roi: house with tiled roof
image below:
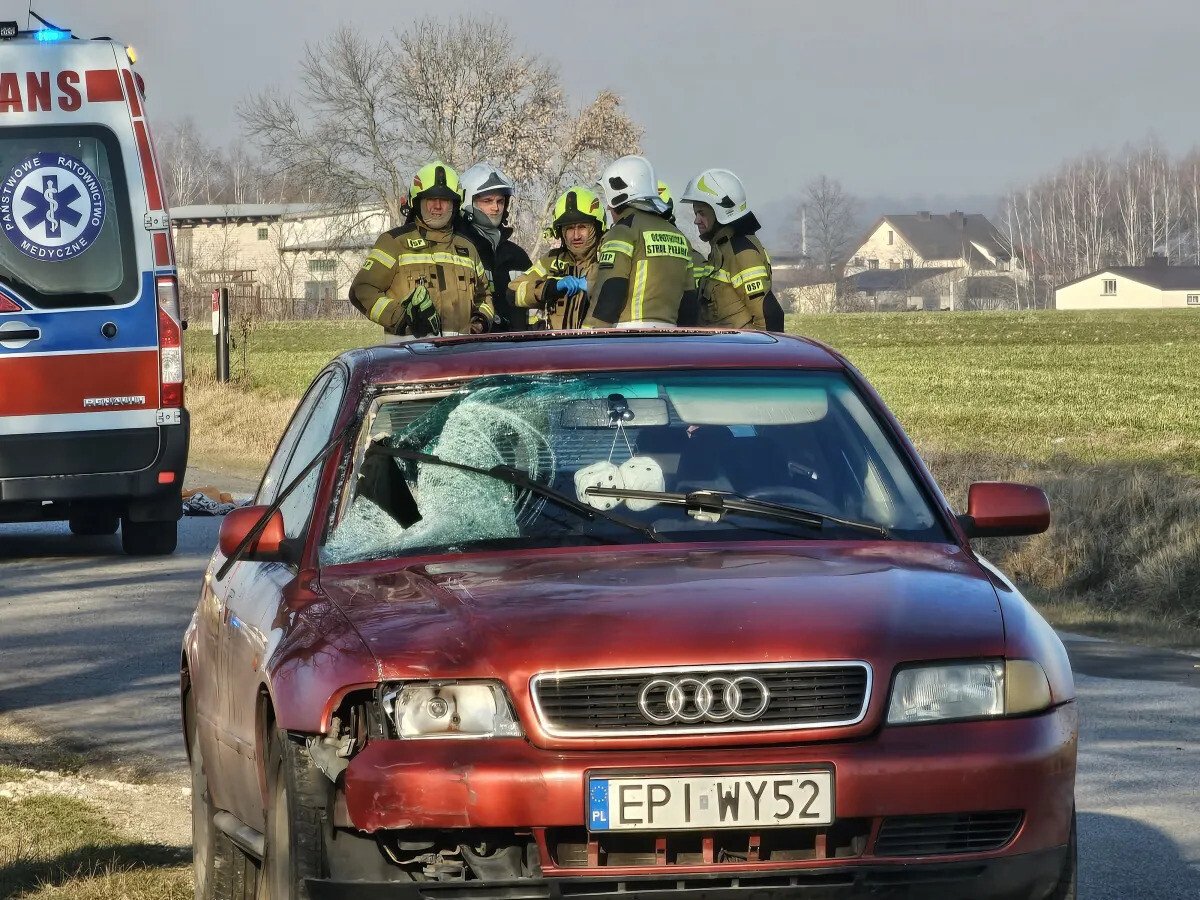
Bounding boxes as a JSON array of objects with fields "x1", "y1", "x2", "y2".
[{"x1": 844, "y1": 211, "x2": 1015, "y2": 275}]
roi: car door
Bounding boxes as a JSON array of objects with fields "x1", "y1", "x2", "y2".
[{"x1": 211, "y1": 367, "x2": 346, "y2": 824}]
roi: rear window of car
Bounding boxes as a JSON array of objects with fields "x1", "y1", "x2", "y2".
[
  {"x1": 0, "y1": 124, "x2": 137, "y2": 308},
  {"x1": 322, "y1": 369, "x2": 950, "y2": 564}
]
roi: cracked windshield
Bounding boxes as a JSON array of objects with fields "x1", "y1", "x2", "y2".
[{"x1": 323, "y1": 370, "x2": 943, "y2": 563}]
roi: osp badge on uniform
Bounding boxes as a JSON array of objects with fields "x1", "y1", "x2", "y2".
[{"x1": 0, "y1": 152, "x2": 106, "y2": 261}]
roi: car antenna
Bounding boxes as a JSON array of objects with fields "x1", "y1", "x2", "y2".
[
  {"x1": 215, "y1": 418, "x2": 359, "y2": 581},
  {"x1": 28, "y1": 8, "x2": 78, "y2": 37}
]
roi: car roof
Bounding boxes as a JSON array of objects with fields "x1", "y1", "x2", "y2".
[{"x1": 343, "y1": 330, "x2": 847, "y2": 389}]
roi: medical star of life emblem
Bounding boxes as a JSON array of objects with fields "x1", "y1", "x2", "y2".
[{"x1": 0, "y1": 153, "x2": 106, "y2": 261}]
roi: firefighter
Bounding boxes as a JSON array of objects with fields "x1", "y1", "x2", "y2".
[
  {"x1": 350, "y1": 161, "x2": 494, "y2": 341},
  {"x1": 509, "y1": 186, "x2": 605, "y2": 329},
  {"x1": 656, "y1": 180, "x2": 703, "y2": 327},
  {"x1": 583, "y1": 155, "x2": 692, "y2": 328},
  {"x1": 459, "y1": 163, "x2": 532, "y2": 331},
  {"x1": 681, "y1": 168, "x2": 785, "y2": 331}
]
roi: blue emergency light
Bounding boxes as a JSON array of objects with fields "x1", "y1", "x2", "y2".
[{"x1": 34, "y1": 27, "x2": 71, "y2": 42}]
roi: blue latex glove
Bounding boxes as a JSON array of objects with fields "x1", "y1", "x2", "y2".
[{"x1": 556, "y1": 275, "x2": 588, "y2": 296}]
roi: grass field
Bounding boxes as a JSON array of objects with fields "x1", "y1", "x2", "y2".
[
  {"x1": 183, "y1": 309, "x2": 1200, "y2": 641},
  {"x1": 185, "y1": 309, "x2": 1200, "y2": 471}
]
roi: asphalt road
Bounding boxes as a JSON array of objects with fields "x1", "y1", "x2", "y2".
[{"x1": 1, "y1": 504, "x2": 1197, "y2": 898}]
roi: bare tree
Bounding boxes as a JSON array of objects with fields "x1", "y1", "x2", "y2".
[
  {"x1": 798, "y1": 176, "x2": 858, "y2": 275},
  {"x1": 158, "y1": 118, "x2": 220, "y2": 206},
  {"x1": 239, "y1": 16, "x2": 642, "y2": 245}
]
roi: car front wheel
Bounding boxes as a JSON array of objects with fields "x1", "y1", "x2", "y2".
[
  {"x1": 189, "y1": 693, "x2": 253, "y2": 900},
  {"x1": 260, "y1": 729, "x2": 329, "y2": 900}
]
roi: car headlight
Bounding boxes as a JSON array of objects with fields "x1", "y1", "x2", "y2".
[
  {"x1": 887, "y1": 660, "x2": 1051, "y2": 725},
  {"x1": 382, "y1": 681, "x2": 522, "y2": 739}
]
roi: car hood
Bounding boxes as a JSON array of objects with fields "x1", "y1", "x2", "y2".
[{"x1": 320, "y1": 542, "x2": 1005, "y2": 681}]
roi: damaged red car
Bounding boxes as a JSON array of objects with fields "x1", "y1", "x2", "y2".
[{"x1": 182, "y1": 330, "x2": 1077, "y2": 900}]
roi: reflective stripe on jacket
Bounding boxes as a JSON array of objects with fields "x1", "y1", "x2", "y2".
[
  {"x1": 584, "y1": 208, "x2": 692, "y2": 327},
  {"x1": 350, "y1": 223, "x2": 492, "y2": 335},
  {"x1": 509, "y1": 247, "x2": 597, "y2": 330},
  {"x1": 698, "y1": 225, "x2": 772, "y2": 329}
]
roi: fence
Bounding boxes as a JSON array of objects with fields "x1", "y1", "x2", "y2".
[{"x1": 181, "y1": 291, "x2": 362, "y2": 324}]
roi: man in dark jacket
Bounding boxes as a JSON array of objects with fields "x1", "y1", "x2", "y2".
[{"x1": 459, "y1": 163, "x2": 533, "y2": 331}]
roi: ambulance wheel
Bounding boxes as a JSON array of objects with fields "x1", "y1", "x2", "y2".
[
  {"x1": 122, "y1": 518, "x2": 178, "y2": 555},
  {"x1": 69, "y1": 511, "x2": 120, "y2": 536}
]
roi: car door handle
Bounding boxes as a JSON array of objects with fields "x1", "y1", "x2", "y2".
[{"x1": 0, "y1": 327, "x2": 40, "y2": 342}]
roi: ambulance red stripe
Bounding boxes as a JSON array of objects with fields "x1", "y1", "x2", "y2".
[
  {"x1": 152, "y1": 231, "x2": 173, "y2": 267},
  {"x1": 0, "y1": 350, "x2": 159, "y2": 416},
  {"x1": 132, "y1": 119, "x2": 163, "y2": 210},
  {"x1": 120, "y1": 68, "x2": 142, "y2": 117},
  {"x1": 84, "y1": 68, "x2": 123, "y2": 102}
]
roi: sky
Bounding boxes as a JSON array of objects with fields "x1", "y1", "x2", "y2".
[{"x1": 10, "y1": 0, "x2": 1200, "y2": 241}]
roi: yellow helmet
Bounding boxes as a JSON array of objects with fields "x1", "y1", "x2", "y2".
[
  {"x1": 552, "y1": 186, "x2": 605, "y2": 233},
  {"x1": 410, "y1": 161, "x2": 463, "y2": 206},
  {"x1": 657, "y1": 180, "x2": 676, "y2": 223}
]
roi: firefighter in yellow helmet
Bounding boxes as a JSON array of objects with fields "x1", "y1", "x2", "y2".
[
  {"x1": 681, "y1": 168, "x2": 784, "y2": 331},
  {"x1": 583, "y1": 155, "x2": 692, "y2": 328},
  {"x1": 509, "y1": 186, "x2": 605, "y2": 329},
  {"x1": 350, "y1": 161, "x2": 494, "y2": 341}
]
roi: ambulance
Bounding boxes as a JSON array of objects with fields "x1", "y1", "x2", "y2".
[{"x1": 0, "y1": 22, "x2": 187, "y2": 555}]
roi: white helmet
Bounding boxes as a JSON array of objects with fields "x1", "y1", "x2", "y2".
[
  {"x1": 598, "y1": 155, "x2": 660, "y2": 210},
  {"x1": 461, "y1": 162, "x2": 515, "y2": 207},
  {"x1": 681, "y1": 168, "x2": 751, "y2": 225}
]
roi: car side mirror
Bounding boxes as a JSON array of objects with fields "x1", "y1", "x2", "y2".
[
  {"x1": 218, "y1": 505, "x2": 288, "y2": 562},
  {"x1": 957, "y1": 482, "x2": 1050, "y2": 539}
]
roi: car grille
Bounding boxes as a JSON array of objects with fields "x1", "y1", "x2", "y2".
[
  {"x1": 874, "y1": 811, "x2": 1024, "y2": 857},
  {"x1": 531, "y1": 663, "x2": 870, "y2": 736}
]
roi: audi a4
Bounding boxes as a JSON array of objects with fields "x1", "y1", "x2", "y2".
[{"x1": 183, "y1": 329, "x2": 1076, "y2": 900}]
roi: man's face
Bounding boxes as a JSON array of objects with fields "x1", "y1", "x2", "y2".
[
  {"x1": 473, "y1": 190, "x2": 508, "y2": 224},
  {"x1": 563, "y1": 222, "x2": 596, "y2": 255},
  {"x1": 692, "y1": 202, "x2": 717, "y2": 238},
  {"x1": 421, "y1": 197, "x2": 453, "y2": 229}
]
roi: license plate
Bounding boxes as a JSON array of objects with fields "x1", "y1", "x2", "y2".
[{"x1": 588, "y1": 771, "x2": 834, "y2": 831}]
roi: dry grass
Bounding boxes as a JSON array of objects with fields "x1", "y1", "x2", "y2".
[
  {"x1": 0, "y1": 796, "x2": 189, "y2": 900},
  {"x1": 927, "y1": 449, "x2": 1200, "y2": 644},
  {"x1": 186, "y1": 374, "x2": 297, "y2": 476}
]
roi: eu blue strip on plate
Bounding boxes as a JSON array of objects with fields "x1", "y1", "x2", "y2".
[{"x1": 588, "y1": 779, "x2": 610, "y2": 830}]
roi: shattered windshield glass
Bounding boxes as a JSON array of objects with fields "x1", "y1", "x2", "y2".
[{"x1": 321, "y1": 370, "x2": 947, "y2": 564}]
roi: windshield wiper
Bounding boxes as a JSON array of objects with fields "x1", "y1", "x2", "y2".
[
  {"x1": 366, "y1": 444, "x2": 665, "y2": 544},
  {"x1": 585, "y1": 487, "x2": 891, "y2": 539}
]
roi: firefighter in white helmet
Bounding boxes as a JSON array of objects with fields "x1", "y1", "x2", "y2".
[
  {"x1": 350, "y1": 161, "x2": 494, "y2": 340},
  {"x1": 681, "y1": 168, "x2": 784, "y2": 331},
  {"x1": 459, "y1": 163, "x2": 532, "y2": 331},
  {"x1": 583, "y1": 155, "x2": 692, "y2": 328}
]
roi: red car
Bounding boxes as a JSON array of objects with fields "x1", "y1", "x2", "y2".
[{"x1": 183, "y1": 330, "x2": 1076, "y2": 900}]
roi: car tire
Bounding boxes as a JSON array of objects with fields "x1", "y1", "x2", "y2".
[
  {"x1": 261, "y1": 729, "x2": 329, "y2": 900},
  {"x1": 69, "y1": 511, "x2": 119, "y2": 536},
  {"x1": 121, "y1": 518, "x2": 178, "y2": 555},
  {"x1": 188, "y1": 692, "x2": 243, "y2": 900},
  {"x1": 1047, "y1": 808, "x2": 1077, "y2": 900}
]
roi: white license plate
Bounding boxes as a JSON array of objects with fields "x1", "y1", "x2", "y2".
[{"x1": 588, "y1": 771, "x2": 834, "y2": 831}]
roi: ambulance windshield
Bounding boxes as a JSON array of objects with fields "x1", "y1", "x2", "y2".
[{"x1": 0, "y1": 125, "x2": 136, "y2": 309}]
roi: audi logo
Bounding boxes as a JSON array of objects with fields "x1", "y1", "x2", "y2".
[{"x1": 637, "y1": 675, "x2": 771, "y2": 725}]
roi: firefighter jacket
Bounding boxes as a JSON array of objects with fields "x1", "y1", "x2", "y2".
[
  {"x1": 697, "y1": 219, "x2": 773, "y2": 329},
  {"x1": 350, "y1": 222, "x2": 491, "y2": 336},
  {"x1": 584, "y1": 208, "x2": 692, "y2": 327},
  {"x1": 461, "y1": 224, "x2": 533, "y2": 331},
  {"x1": 509, "y1": 246, "x2": 598, "y2": 330}
]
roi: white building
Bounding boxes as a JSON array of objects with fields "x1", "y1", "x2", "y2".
[
  {"x1": 1055, "y1": 258, "x2": 1200, "y2": 310},
  {"x1": 170, "y1": 204, "x2": 388, "y2": 309}
]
